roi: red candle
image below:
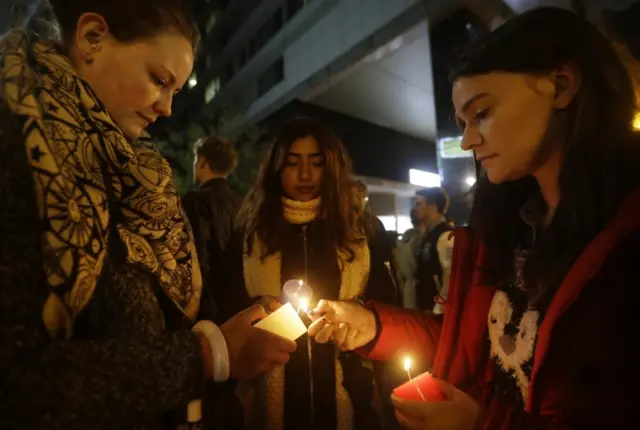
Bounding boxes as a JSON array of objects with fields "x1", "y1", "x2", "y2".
[{"x1": 393, "y1": 371, "x2": 445, "y2": 402}]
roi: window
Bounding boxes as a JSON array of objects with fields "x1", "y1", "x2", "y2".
[
  {"x1": 257, "y1": 58, "x2": 284, "y2": 97},
  {"x1": 205, "y1": 13, "x2": 217, "y2": 34},
  {"x1": 205, "y1": 78, "x2": 220, "y2": 103}
]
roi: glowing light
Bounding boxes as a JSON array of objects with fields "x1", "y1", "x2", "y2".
[
  {"x1": 402, "y1": 355, "x2": 426, "y2": 400},
  {"x1": 409, "y1": 169, "x2": 441, "y2": 188},
  {"x1": 465, "y1": 176, "x2": 476, "y2": 187},
  {"x1": 298, "y1": 279, "x2": 304, "y2": 288},
  {"x1": 633, "y1": 112, "x2": 640, "y2": 131},
  {"x1": 188, "y1": 76, "x2": 197, "y2": 88},
  {"x1": 299, "y1": 297, "x2": 309, "y2": 313},
  {"x1": 403, "y1": 356, "x2": 412, "y2": 372}
]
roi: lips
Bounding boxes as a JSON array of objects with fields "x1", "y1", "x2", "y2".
[
  {"x1": 137, "y1": 113, "x2": 155, "y2": 125},
  {"x1": 477, "y1": 154, "x2": 497, "y2": 167},
  {"x1": 295, "y1": 186, "x2": 315, "y2": 195}
]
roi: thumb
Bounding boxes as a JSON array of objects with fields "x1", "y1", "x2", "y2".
[{"x1": 240, "y1": 304, "x2": 268, "y2": 324}]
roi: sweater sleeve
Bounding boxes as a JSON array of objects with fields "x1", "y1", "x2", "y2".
[{"x1": 356, "y1": 301, "x2": 442, "y2": 367}]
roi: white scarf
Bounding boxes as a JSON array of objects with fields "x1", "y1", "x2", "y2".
[{"x1": 239, "y1": 197, "x2": 371, "y2": 430}]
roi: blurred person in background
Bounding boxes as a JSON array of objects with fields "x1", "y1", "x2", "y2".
[
  {"x1": 394, "y1": 208, "x2": 424, "y2": 309},
  {"x1": 0, "y1": 1, "x2": 294, "y2": 428},
  {"x1": 182, "y1": 136, "x2": 244, "y2": 429},
  {"x1": 183, "y1": 136, "x2": 243, "y2": 322},
  {"x1": 413, "y1": 187, "x2": 454, "y2": 314}
]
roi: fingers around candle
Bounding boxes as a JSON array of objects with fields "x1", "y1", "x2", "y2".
[
  {"x1": 391, "y1": 394, "x2": 446, "y2": 418},
  {"x1": 315, "y1": 322, "x2": 335, "y2": 343},
  {"x1": 334, "y1": 323, "x2": 348, "y2": 346},
  {"x1": 342, "y1": 326, "x2": 358, "y2": 351},
  {"x1": 394, "y1": 409, "x2": 425, "y2": 430},
  {"x1": 243, "y1": 304, "x2": 269, "y2": 323},
  {"x1": 307, "y1": 317, "x2": 329, "y2": 336}
]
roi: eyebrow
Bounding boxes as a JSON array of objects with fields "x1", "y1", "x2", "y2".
[
  {"x1": 159, "y1": 66, "x2": 182, "y2": 94},
  {"x1": 287, "y1": 152, "x2": 323, "y2": 157},
  {"x1": 459, "y1": 93, "x2": 489, "y2": 116}
]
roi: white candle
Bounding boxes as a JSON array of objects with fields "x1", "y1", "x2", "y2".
[{"x1": 255, "y1": 302, "x2": 307, "y2": 341}]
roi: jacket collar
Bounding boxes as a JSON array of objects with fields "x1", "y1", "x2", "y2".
[{"x1": 197, "y1": 177, "x2": 229, "y2": 190}]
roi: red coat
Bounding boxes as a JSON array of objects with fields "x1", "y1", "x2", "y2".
[{"x1": 360, "y1": 190, "x2": 640, "y2": 429}]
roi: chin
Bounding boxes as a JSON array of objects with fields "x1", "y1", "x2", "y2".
[
  {"x1": 117, "y1": 121, "x2": 144, "y2": 140},
  {"x1": 485, "y1": 169, "x2": 509, "y2": 184}
]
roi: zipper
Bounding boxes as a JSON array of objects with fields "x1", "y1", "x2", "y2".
[
  {"x1": 302, "y1": 225, "x2": 309, "y2": 280},
  {"x1": 384, "y1": 260, "x2": 400, "y2": 305},
  {"x1": 301, "y1": 225, "x2": 314, "y2": 430}
]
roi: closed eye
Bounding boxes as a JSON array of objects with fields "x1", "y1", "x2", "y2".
[
  {"x1": 151, "y1": 74, "x2": 169, "y2": 88},
  {"x1": 475, "y1": 108, "x2": 490, "y2": 121}
]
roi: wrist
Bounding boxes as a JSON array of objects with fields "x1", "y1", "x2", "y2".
[{"x1": 192, "y1": 320, "x2": 230, "y2": 382}]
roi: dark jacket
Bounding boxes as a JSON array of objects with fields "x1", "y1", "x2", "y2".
[
  {"x1": 415, "y1": 221, "x2": 453, "y2": 310},
  {"x1": 181, "y1": 179, "x2": 243, "y2": 430},
  {"x1": 360, "y1": 189, "x2": 640, "y2": 429},
  {"x1": 182, "y1": 178, "x2": 242, "y2": 321},
  {"x1": 218, "y1": 219, "x2": 398, "y2": 430}
]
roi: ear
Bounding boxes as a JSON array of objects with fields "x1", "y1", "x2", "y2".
[
  {"x1": 74, "y1": 13, "x2": 110, "y2": 63},
  {"x1": 551, "y1": 62, "x2": 581, "y2": 110}
]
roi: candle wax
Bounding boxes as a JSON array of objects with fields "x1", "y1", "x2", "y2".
[
  {"x1": 254, "y1": 303, "x2": 307, "y2": 341},
  {"x1": 393, "y1": 371, "x2": 445, "y2": 402}
]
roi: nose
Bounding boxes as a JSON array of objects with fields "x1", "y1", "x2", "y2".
[
  {"x1": 298, "y1": 160, "x2": 312, "y2": 182},
  {"x1": 461, "y1": 127, "x2": 481, "y2": 152},
  {"x1": 154, "y1": 93, "x2": 172, "y2": 118}
]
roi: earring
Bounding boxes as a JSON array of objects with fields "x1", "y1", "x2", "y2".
[{"x1": 91, "y1": 43, "x2": 101, "y2": 52}]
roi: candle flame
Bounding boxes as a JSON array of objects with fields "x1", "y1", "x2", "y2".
[
  {"x1": 298, "y1": 279, "x2": 304, "y2": 287},
  {"x1": 403, "y1": 356, "x2": 412, "y2": 372},
  {"x1": 299, "y1": 297, "x2": 309, "y2": 313}
]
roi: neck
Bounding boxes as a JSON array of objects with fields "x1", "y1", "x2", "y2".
[
  {"x1": 533, "y1": 149, "x2": 563, "y2": 227},
  {"x1": 425, "y1": 216, "x2": 444, "y2": 231},
  {"x1": 198, "y1": 171, "x2": 226, "y2": 184}
]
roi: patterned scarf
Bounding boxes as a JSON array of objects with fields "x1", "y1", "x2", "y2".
[{"x1": 0, "y1": 31, "x2": 201, "y2": 335}]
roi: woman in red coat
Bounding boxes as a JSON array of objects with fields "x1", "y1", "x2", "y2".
[{"x1": 309, "y1": 7, "x2": 640, "y2": 430}]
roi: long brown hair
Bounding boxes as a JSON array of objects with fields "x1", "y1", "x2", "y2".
[{"x1": 238, "y1": 117, "x2": 363, "y2": 261}]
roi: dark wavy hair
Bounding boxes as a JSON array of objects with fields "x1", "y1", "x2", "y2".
[
  {"x1": 238, "y1": 117, "x2": 362, "y2": 261},
  {"x1": 451, "y1": 7, "x2": 640, "y2": 308}
]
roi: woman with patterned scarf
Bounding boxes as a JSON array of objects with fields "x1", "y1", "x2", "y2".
[
  {"x1": 217, "y1": 117, "x2": 399, "y2": 430},
  {"x1": 0, "y1": 1, "x2": 295, "y2": 429}
]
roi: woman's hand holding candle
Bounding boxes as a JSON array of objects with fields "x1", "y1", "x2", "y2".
[
  {"x1": 256, "y1": 295, "x2": 282, "y2": 313},
  {"x1": 307, "y1": 299, "x2": 377, "y2": 350},
  {"x1": 391, "y1": 379, "x2": 480, "y2": 430},
  {"x1": 221, "y1": 304, "x2": 297, "y2": 380}
]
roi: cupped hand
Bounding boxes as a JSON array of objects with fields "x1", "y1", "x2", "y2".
[
  {"x1": 307, "y1": 299, "x2": 377, "y2": 351},
  {"x1": 256, "y1": 295, "x2": 282, "y2": 313},
  {"x1": 391, "y1": 379, "x2": 480, "y2": 430},
  {"x1": 221, "y1": 304, "x2": 297, "y2": 380}
]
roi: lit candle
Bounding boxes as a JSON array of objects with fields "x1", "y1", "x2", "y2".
[
  {"x1": 254, "y1": 303, "x2": 307, "y2": 341},
  {"x1": 402, "y1": 356, "x2": 425, "y2": 401},
  {"x1": 393, "y1": 356, "x2": 445, "y2": 402},
  {"x1": 298, "y1": 297, "x2": 309, "y2": 315}
]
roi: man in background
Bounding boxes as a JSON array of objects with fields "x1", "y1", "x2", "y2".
[
  {"x1": 182, "y1": 136, "x2": 243, "y2": 321},
  {"x1": 395, "y1": 207, "x2": 424, "y2": 309},
  {"x1": 182, "y1": 136, "x2": 244, "y2": 430},
  {"x1": 413, "y1": 187, "x2": 454, "y2": 314}
]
